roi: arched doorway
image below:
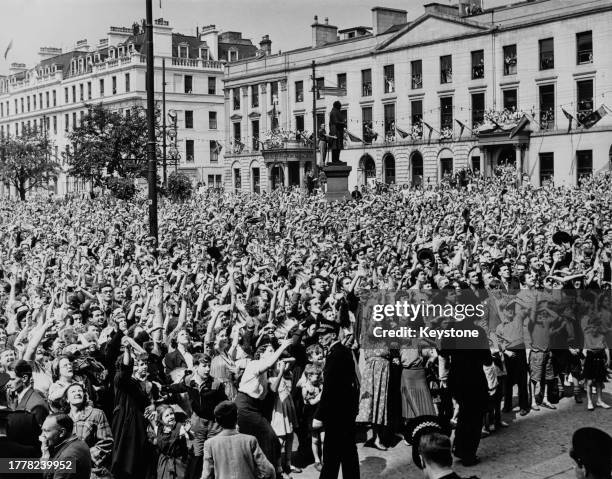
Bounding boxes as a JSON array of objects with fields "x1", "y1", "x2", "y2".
[
  {"x1": 410, "y1": 151, "x2": 423, "y2": 186},
  {"x1": 271, "y1": 165, "x2": 284, "y2": 190},
  {"x1": 359, "y1": 154, "x2": 376, "y2": 186},
  {"x1": 383, "y1": 153, "x2": 395, "y2": 184}
]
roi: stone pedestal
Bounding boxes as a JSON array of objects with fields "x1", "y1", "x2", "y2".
[{"x1": 323, "y1": 162, "x2": 352, "y2": 202}]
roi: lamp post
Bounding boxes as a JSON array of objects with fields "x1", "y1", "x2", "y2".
[{"x1": 145, "y1": 0, "x2": 158, "y2": 242}]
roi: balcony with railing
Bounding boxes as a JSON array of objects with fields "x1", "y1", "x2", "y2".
[{"x1": 171, "y1": 57, "x2": 223, "y2": 69}]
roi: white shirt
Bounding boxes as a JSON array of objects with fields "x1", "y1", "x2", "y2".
[
  {"x1": 238, "y1": 360, "x2": 268, "y2": 400},
  {"x1": 17, "y1": 385, "x2": 32, "y2": 404}
]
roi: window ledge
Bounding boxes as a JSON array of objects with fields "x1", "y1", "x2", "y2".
[
  {"x1": 359, "y1": 99, "x2": 375, "y2": 106},
  {"x1": 468, "y1": 84, "x2": 487, "y2": 92},
  {"x1": 408, "y1": 92, "x2": 425, "y2": 99},
  {"x1": 437, "y1": 88, "x2": 455, "y2": 95},
  {"x1": 535, "y1": 74, "x2": 558, "y2": 84},
  {"x1": 573, "y1": 70, "x2": 596, "y2": 79},
  {"x1": 500, "y1": 78, "x2": 520, "y2": 88}
]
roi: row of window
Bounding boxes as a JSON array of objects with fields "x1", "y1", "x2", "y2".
[
  {"x1": 260, "y1": 31, "x2": 592, "y2": 102},
  {"x1": 1, "y1": 75, "x2": 218, "y2": 118},
  {"x1": 232, "y1": 82, "x2": 280, "y2": 110},
  {"x1": 230, "y1": 77, "x2": 594, "y2": 144},
  {"x1": 184, "y1": 110, "x2": 218, "y2": 130}
]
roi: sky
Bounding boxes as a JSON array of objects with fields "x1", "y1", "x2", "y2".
[{"x1": 0, "y1": 0, "x2": 436, "y2": 75}]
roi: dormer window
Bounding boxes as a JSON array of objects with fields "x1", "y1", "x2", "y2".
[
  {"x1": 179, "y1": 44, "x2": 188, "y2": 58},
  {"x1": 229, "y1": 49, "x2": 238, "y2": 62},
  {"x1": 128, "y1": 43, "x2": 134, "y2": 54},
  {"x1": 200, "y1": 48, "x2": 209, "y2": 60},
  {"x1": 78, "y1": 58, "x2": 84, "y2": 72},
  {"x1": 94, "y1": 53, "x2": 100, "y2": 63},
  {"x1": 109, "y1": 48, "x2": 115, "y2": 59}
]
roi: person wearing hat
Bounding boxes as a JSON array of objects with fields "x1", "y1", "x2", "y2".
[
  {"x1": 202, "y1": 401, "x2": 275, "y2": 479},
  {"x1": 569, "y1": 427, "x2": 612, "y2": 479},
  {"x1": 405, "y1": 416, "x2": 477, "y2": 479},
  {"x1": 312, "y1": 321, "x2": 360, "y2": 479},
  {"x1": 7, "y1": 360, "x2": 49, "y2": 427}
]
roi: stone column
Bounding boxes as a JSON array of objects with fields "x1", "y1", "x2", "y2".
[
  {"x1": 515, "y1": 144, "x2": 523, "y2": 185},
  {"x1": 266, "y1": 164, "x2": 273, "y2": 192},
  {"x1": 299, "y1": 160, "x2": 305, "y2": 188},
  {"x1": 260, "y1": 83, "x2": 268, "y2": 132},
  {"x1": 482, "y1": 148, "x2": 489, "y2": 178},
  {"x1": 283, "y1": 165, "x2": 289, "y2": 187}
]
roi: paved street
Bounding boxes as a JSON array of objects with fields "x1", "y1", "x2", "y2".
[{"x1": 298, "y1": 390, "x2": 612, "y2": 479}]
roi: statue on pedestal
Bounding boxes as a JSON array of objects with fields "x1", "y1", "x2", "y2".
[{"x1": 328, "y1": 101, "x2": 346, "y2": 164}]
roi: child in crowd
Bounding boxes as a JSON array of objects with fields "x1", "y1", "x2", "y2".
[
  {"x1": 154, "y1": 404, "x2": 192, "y2": 479},
  {"x1": 301, "y1": 363, "x2": 324, "y2": 471},
  {"x1": 270, "y1": 358, "x2": 300, "y2": 478}
]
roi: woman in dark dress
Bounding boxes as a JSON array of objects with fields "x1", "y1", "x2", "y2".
[{"x1": 111, "y1": 341, "x2": 153, "y2": 479}]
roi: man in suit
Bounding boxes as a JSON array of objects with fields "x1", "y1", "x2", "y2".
[
  {"x1": 202, "y1": 401, "x2": 274, "y2": 479},
  {"x1": 40, "y1": 413, "x2": 92, "y2": 479},
  {"x1": 328, "y1": 101, "x2": 346, "y2": 164},
  {"x1": 7, "y1": 360, "x2": 49, "y2": 427},
  {"x1": 312, "y1": 322, "x2": 360, "y2": 479},
  {"x1": 438, "y1": 302, "x2": 492, "y2": 467},
  {"x1": 0, "y1": 372, "x2": 43, "y2": 479}
]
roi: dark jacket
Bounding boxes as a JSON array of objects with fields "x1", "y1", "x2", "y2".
[
  {"x1": 0, "y1": 408, "x2": 42, "y2": 460},
  {"x1": 44, "y1": 435, "x2": 92, "y2": 479},
  {"x1": 328, "y1": 107, "x2": 346, "y2": 151},
  {"x1": 168, "y1": 377, "x2": 226, "y2": 421},
  {"x1": 314, "y1": 341, "x2": 359, "y2": 426},
  {"x1": 16, "y1": 388, "x2": 49, "y2": 427},
  {"x1": 163, "y1": 349, "x2": 187, "y2": 373}
]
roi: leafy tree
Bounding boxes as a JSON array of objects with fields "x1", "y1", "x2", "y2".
[
  {"x1": 106, "y1": 177, "x2": 136, "y2": 200},
  {"x1": 167, "y1": 171, "x2": 193, "y2": 202},
  {"x1": 0, "y1": 128, "x2": 58, "y2": 200},
  {"x1": 64, "y1": 103, "x2": 163, "y2": 187}
]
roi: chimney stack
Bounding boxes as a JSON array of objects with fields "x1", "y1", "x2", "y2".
[
  {"x1": 371, "y1": 7, "x2": 407, "y2": 35},
  {"x1": 311, "y1": 15, "x2": 338, "y2": 47},
  {"x1": 259, "y1": 35, "x2": 272, "y2": 55}
]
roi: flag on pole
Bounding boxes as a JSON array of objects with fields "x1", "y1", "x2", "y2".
[
  {"x1": 580, "y1": 105, "x2": 608, "y2": 129},
  {"x1": 422, "y1": 121, "x2": 434, "y2": 143},
  {"x1": 455, "y1": 119, "x2": 467, "y2": 137},
  {"x1": 346, "y1": 131, "x2": 364, "y2": 143},
  {"x1": 4, "y1": 40, "x2": 13, "y2": 60},
  {"x1": 318, "y1": 86, "x2": 347, "y2": 97},
  {"x1": 395, "y1": 126, "x2": 410, "y2": 139},
  {"x1": 508, "y1": 114, "x2": 531, "y2": 139},
  {"x1": 490, "y1": 118, "x2": 502, "y2": 130},
  {"x1": 561, "y1": 108, "x2": 574, "y2": 132}
]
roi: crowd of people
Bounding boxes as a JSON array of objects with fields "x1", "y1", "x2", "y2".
[{"x1": 0, "y1": 165, "x2": 611, "y2": 479}]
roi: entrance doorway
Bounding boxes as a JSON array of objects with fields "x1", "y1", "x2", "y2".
[
  {"x1": 271, "y1": 165, "x2": 284, "y2": 189},
  {"x1": 359, "y1": 155, "x2": 376, "y2": 186},
  {"x1": 411, "y1": 152, "x2": 423, "y2": 186},
  {"x1": 288, "y1": 162, "x2": 300, "y2": 187},
  {"x1": 497, "y1": 146, "x2": 516, "y2": 167}
]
